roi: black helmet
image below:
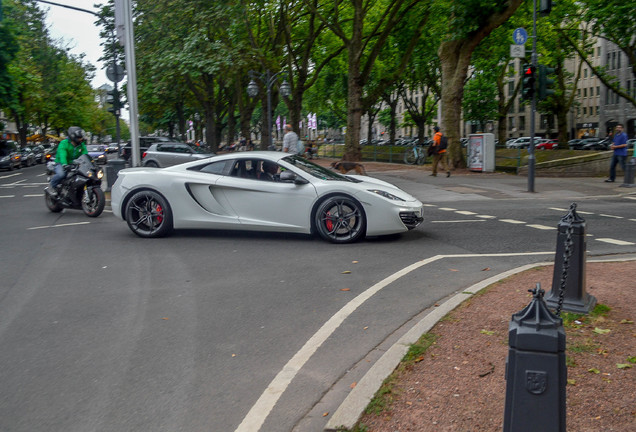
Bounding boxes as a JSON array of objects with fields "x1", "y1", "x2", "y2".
[
  {"x1": 67, "y1": 126, "x2": 85, "y2": 144},
  {"x1": 434, "y1": 126, "x2": 440, "y2": 132}
]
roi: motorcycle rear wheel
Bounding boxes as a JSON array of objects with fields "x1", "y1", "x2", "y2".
[
  {"x1": 45, "y1": 191, "x2": 63, "y2": 212},
  {"x1": 82, "y1": 187, "x2": 105, "y2": 217}
]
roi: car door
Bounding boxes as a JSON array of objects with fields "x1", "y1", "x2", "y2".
[{"x1": 214, "y1": 159, "x2": 318, "y2": 231}]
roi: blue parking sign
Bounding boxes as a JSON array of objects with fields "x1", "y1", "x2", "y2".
[{"x1": 513, "y1": 28, "x2": 528, "y2": 45}]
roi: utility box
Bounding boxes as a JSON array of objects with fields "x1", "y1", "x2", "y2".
[
  {"x1": 467, "y1": 133, "x2": 495, "y2": 172},
  {"x1": 105, "y1": 158, "x2": 126, "y2": 191}
]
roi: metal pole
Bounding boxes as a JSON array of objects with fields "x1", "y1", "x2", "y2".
[
  {"x1": 123, "y1": 0, "x2": 140, "y2": 167},
  {"x1": 266, "y1": 70, "x2": 273, "y2": 149},
  {"x1": 528, "y1": 0, "x2": 537, "y2": 192}
]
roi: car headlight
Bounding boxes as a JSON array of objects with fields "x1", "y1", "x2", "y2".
[
  {"x1": 97, "y1": 169, "x2": 104, "y2": 179},
  {"x1": 368, "y1": 189, "x2": 405, "y2": 201},
  {"x1": 0, "y1": 156, "x2": 8, "y2": 162}
]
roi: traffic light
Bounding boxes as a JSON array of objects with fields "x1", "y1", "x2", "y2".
[
  {"x1": 538, "y1": 65, "x2": 556, "y2": 100},
  {"x1": 106, "y1": 88, "x2": 121, "y2": 116},
  {"x1": 521, "y1": 64, "x2": 535, "y2": 102},
  {"x1": 540, "y1": 0, "x2": 552, "y2": 16}
]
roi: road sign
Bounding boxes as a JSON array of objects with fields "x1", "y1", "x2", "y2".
[
  {"x1": 510, "y1": 44, "x2": 525, "y2": 58},
  {"x1": 512, "y1": 28, "x2": 528, "y2": 45}
]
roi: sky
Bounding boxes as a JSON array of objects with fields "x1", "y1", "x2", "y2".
[{"x1": 43, "y1": 0, "x2": 128, "y2": 118}]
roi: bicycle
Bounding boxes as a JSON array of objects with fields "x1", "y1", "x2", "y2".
[{"x1": 403, "y1": 141, "x2": 427, "y2": 165}]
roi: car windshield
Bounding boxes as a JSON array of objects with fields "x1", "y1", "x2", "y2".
[{"x1": 283, "y1": 155, "x2": 355, "y2": 181}]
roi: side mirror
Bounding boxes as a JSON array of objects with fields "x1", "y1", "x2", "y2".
[{"x1": 280, "y1": 170, "x2": 309, "y2": 184}]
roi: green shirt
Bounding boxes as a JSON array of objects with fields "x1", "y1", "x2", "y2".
[{"x1": 55, "y1": 139, "x2": 88, "y2": 165}]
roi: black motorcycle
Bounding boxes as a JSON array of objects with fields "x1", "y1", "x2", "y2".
[{"x1": 45, "y1": 154, "x2": 106, "y2": 217}]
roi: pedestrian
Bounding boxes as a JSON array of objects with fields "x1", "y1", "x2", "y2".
[
  {"x1": 430, "y1": 126, "x2": 450, "y2": 177},
  {"x1": 282, "y1": 124, "x2": 299, "y2": 154},
  {"x1": 604, "y1": 124, "x2": 628, "y2": 183}
]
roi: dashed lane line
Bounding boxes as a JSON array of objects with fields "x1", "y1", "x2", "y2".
[
  {"x1": 27, "y1": 222, "x2": 91, "y2": 230},
  {"x1": 0, "y1": 195, "x2": 16, "y2": 198},
  {"x1": 599, "y1": 214, "x2": 624, "y2": 219},
  {"x1": 527, "y1": 224, "x2": 556, "y2": 230},
  {"x1": 500, "y1": 219, "x2": 526, "y2": 224},
  {"x1": 596, "y1": 238, "x2": 635, "y2": 246},
  {"x1": 431, "y1": 220, "x2": 486, "y2": 223},
  {"x1": 476, "y1": 214, "x2": 497, "y2": 219},
  {"x1": 455, "y1": 210, "x2": 477, "y2": 215}
]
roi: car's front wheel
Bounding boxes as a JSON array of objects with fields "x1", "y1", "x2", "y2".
[
  {"x1": 314, "y1": 195, "x2": 366, "y2": 243},
  {"x1": 125, "y1": 190, "x2": 173, "y2": 238}
]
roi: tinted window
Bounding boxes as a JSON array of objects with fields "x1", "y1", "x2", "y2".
[{"x1": 191, "y1": 160, "x2": 231, "y2": 174}]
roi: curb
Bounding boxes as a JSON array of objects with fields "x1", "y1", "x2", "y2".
[{"x1": 324, "y1": 256, "x2": 636, "y2": 431}]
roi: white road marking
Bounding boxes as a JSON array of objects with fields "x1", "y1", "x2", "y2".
[
  {"x1": 422, "y1": 204, "x2": 437, "y2": 207},
  {"x1": 0, "y1": 195, "x2": 15, "y2": 198},
  {"x1": 235, "y1": 252, "x2": 554, "y2": 432},
  {"x1": 624, "y1": 196, "x2": 636, "y2": 201},
  {"x1": 599, "y1": 214, "x2": 624, "y2": 219},
  {"x1": 431, "y1": 219, "x2": 486, "y2": 223},
  {"x1": 27, "y1": 222, "x2": 91, "y2": 230},
  {"x1": 596, "y1": 238, "x2": 635, "y2": 246},
  {"x1": 24, "y1": 194, "x2": 43, "y2": 197},
  {"x1": 0, "y1": 173, "x2": 21, "y2": 180},
  {"x1": 527, "y1": 224, "x2": 556, "y2": 230},
  {"x1": 455, "y1": 210, "x2": 477, "y2": 215},
  {"x1": 476, "y1": 215, "x2": 497, "y2": 219},
  {"x1": 500, "y1": 219, "x2": 526, "y2": 224},
  {"x1": 438, "y1": 207, "x2": 457, "y2": 211}
]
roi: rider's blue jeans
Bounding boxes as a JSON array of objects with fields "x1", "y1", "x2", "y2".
[{"x1": 50, "y1": 163, "x2": 66, "y2": 189}]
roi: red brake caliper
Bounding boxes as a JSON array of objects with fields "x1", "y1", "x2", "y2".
[
  {"x1": 155, "y1": 204, "x2": 163, "y2": 223},
  {"x1": 326, "y1": 211, "x2": 333, "y2": 231}
]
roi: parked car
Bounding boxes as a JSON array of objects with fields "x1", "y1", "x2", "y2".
[
  {"x1": 19, "y1": 147, "x2": 37, "y2": 167},
  {"x1": 141, "y1": 142, "x2": 215, "y2": 167},
  {"x1": 31, "y1": 145, "x2": 47, "y2": 163},
  {"x1": 506, "y1": 137, "x2": 532, "y2": 148},
  {"x1": 568, "y1": 139, "x2": 586, "y2": 150},
  {"x1": 111, "y1": 152, "x2": 424, "y2": 243},
  {"x1": 535, "y1": 139, "x2": 559, "y2": 150},
  {"x1": 578, "y1": 138, "x2": 601, "y2": 150},
  {"x1": 121, "y1": 136, "x2": 174, "y2": 162},
  {"x1": 86, "y1": 144, "x2": 108, "y2": 164},
  {"x1": 0, "y1": 140, "x2": 22, "y2": 171}
]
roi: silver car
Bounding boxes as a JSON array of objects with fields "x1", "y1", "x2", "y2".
[{"x1": 142, "y1": 142, "x2": 215, "y2": 167}]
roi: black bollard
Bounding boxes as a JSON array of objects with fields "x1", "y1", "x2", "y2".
[
  {"x1": 545, "y1": 203, "x2": 597, "y2": 314},
  {"x1": 620, "y1": 157, "x2": 636, "y2": 188},
  {"x1": 503, "y1": 284, "x2": 567, "y2": 432}
]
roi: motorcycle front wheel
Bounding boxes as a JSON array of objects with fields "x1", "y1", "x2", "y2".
[{"x1": 82, "y1": 187, "x2": 105, "y2": 217}]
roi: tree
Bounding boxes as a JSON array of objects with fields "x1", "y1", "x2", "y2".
[
  {"x1": 437, "y1": 0, "x2": 523, "y2": 168},
  {"x1": 462, "y1": 70, "x2": 499, "y2": 132},
  {"x1": 306, "y1": 0, "x2": 432, "y2": 161}
]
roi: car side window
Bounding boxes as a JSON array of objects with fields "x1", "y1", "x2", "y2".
[{"x1": 193, "y1": 160, "x2": 231, "y2": 174}]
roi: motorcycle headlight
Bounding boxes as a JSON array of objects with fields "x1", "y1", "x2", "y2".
[
  {"x1": 97, "y1": 169, "x2": 104, "y2": 179},
  {"x1": 368, "y1": 189, "x2": 405, "y2": 201}
]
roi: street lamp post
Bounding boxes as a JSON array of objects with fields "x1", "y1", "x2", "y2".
[{"x1": 247, "y1": 70, "x2": 291, "y2": 149}]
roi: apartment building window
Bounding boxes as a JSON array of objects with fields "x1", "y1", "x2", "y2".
[
  {"x1": 508, "y1": 117, "x2": 515, "y2": 129},
  {"x1": 618, "y1": 52, "x2": 621, "y2": 68},
  {"x1": 577, "y1": 89, "x2": 581, "y2": 97},
  {"x1": 584, "y1": 68, "x2": 588, "y2": 78},
  {"x1": 596, "y1": 106, "x2": 600, "y2": 115},
  {"x1": 583, "y1": 107, "x2": 587, "y2": 115},
  {"x1": 583, "y1": 88, "x2": 587, "y2": 97},
  {"x1": 611, "y1": 52, "x2": 616, "y2": 69},
  {"x1": 597, "y1": 86, "x2": 600, "y2": 96},
  {"x1": 508, "y1": 81, "x2": 514, "y2": 94},
  {"x1": 597, "y1": 46, "x2": 601, "y2": 57},
  {"x1": 519, "y1": 116, "x2": 525, "y2": 131},
  {"x1": 606, "y1": 52, "x2": 611, "y2": 67},
  {"x1": 606, "y1": 90, "x2": 611, "y2": 105}
]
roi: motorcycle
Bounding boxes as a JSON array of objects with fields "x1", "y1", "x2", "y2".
[{"x1": 45, "y1": 154, "x2": 106, "y2": 217}]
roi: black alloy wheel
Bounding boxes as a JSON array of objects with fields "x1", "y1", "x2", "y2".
[
  {"x1": 314, "y1": 195, "x2": 366, "y2": 243},
  {"x1": 125, "y1": 190, "x2": 173, "y2": 238}
]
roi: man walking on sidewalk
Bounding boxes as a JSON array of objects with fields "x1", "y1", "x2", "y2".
[
  {"x1": 430, "y1": 126, "x2": 450, "y2": 177},
  {"x1": 605, "y1": 123, "x2": 628, "y2": 183}
]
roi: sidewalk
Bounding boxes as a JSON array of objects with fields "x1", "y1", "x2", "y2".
[{"x1": 313, "y1": 158, "x2": 636, "y2": 431}]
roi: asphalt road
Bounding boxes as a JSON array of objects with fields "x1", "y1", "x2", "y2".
[{"x1": 1, "y1": 162, "x2": 634, "y2": 432}]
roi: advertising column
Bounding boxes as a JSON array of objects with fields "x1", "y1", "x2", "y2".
[{"x1": 468, "y1": 133, "x2": 495, "y2": 172}]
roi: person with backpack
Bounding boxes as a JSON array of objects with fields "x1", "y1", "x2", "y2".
[
  {"x1": 282, "y1": 124, "x2": 299, "y2": 154},
  {"x1": 430, "y1": 126, "x2": 450, "y2": 177}
]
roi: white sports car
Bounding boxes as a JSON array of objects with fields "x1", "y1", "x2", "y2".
[{"x1": 110, "y1": 152, "x2": 424, "y2": 243}]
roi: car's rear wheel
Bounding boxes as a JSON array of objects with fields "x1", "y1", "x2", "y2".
[
  {"x1": 125, "y1": 190, "x2": 173, "y2": 238},
  {"x1": 314, "y1": 195, "x2": 366, "y2": 244},
  {"x1": 144, "y1": 161, "x2": 159, "y2": 168}
]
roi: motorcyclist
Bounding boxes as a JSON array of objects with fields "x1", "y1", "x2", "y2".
[{"x1": 48, "y1": 126, "x2": 88, "y2": 197}]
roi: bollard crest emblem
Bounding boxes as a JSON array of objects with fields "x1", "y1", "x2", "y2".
[{"x1": 526, "y1": 370, "x2": 548, "y2": 394}]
